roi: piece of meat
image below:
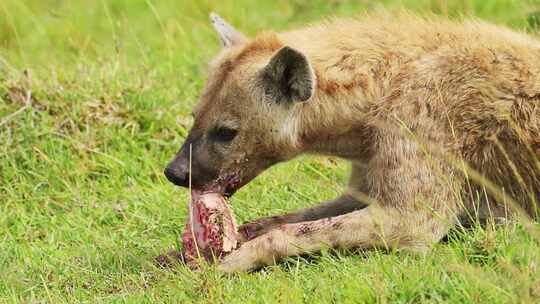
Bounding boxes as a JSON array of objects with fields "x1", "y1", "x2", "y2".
[{"x1": 181, "y1": 190, "x2": 240, "y2": 266}]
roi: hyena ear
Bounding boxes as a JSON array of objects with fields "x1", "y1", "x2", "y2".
[
  {"x1": 261, "y1": 46, "x2": 316, "y2": 104},
  {"x1": 210, "y1": 12, "x2": 246, "y2": 48}
]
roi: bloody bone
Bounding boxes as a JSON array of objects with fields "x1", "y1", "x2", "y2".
[{"x1": 181, "y1": 190, "x2": 240, "y2": 265}]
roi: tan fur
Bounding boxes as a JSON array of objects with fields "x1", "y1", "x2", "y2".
[{"x1": 180, "y1": 13, "x2": 540, "y2": 272}]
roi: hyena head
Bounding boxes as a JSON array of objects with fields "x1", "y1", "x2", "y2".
[{"x1": 164, "y1": 13, "x2": 316, "y2": 196}]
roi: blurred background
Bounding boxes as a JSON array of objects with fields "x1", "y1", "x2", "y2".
[{"x1": 3, "y1": 1, "x2": 540, "y2": 67}]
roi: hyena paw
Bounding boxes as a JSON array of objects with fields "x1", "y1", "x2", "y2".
[
  {"x1": 218, "y1": 233, "x2": 277, "y2": 272},
  {"x1": 219, "y1": 229, "x2": 287, "y2": 272},
  {"x1": 217, "y1": 246, "x2": 258, "y2": 273}
]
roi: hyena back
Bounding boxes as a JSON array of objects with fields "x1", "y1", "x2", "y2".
[{"x1": 164, "y1": 13, "x2": 540, "y2": 272}]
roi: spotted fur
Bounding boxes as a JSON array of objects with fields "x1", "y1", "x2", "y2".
[{"x1": 165, "y1": 12, "x2": 540, "y2": 272}]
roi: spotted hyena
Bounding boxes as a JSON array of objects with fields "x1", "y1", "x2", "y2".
[{"x1": 164, "y1": 12, "x2": 540, "y2": 272}]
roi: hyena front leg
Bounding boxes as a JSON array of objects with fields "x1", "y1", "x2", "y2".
[
  {"x1": 221, "y1": 155, "x2": 463, "y2": 272},
  {"x1": 238, "y1": 194, "x2": 368, "y2": 242},
  {"x1": 238, "y1": 162, "x2": 370, "y2": 242},
  {"x1": 219, "y1": 203, "x2": 454, "y2": 272}
]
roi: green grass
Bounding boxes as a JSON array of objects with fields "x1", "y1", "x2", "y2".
[{"x1": 1, "y1": 0, "x2": 540, "y2": 302}]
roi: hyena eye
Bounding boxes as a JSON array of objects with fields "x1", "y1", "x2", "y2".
[{"x1": 209, "y1": 126, "x2": 238, "y2": 143}]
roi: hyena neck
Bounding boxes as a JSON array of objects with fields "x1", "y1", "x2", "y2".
[
  {"x1": 285, "y1": 89, "x2": 378, "y2": 162},
  {"x1": 275, "y1": 40, "x2": 398, "y2": 161},
  {"x1": 274, "y1": 16, "x2": 432, "y2": 161},
  {"x1": 302, "y1": 125, "x2": 376, "y2": 161}
]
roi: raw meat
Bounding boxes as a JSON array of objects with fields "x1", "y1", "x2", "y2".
[{"x1": 181, "y1": 190, "x2": 240, "y2": 266}]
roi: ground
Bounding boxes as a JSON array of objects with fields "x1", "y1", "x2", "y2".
[{"x1": 1, "y1": 0, "x2": 540, "y2": 303}]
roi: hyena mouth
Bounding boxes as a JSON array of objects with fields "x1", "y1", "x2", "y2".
[{"x1": 205, "y1": 169, "x2": 243, "y2": 198}]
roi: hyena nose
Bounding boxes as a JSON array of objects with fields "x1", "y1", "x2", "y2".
[{"x1": 164, "y1": 164, "x2": 189, "y2": 187}]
